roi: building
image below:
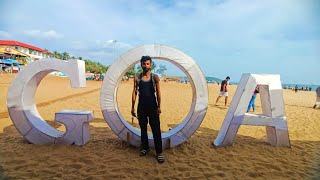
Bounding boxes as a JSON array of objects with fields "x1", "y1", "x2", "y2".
[{"x1": 0, "y1": 40, "x2": 53, "y2": 60}]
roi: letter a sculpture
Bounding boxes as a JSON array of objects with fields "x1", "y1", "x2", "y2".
[{"x1": 214, "y1": 73, "x2": 290, "y2": 147}]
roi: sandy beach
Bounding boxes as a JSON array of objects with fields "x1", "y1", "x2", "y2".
[{"x1": 0, "y1": 74, "x2": 319, "y2": 179}]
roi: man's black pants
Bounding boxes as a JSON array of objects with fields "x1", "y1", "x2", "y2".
[{"x1": 137, "y1": 106, "x2": 162, "y2": 154}]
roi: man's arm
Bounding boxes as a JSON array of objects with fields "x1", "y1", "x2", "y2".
[
  {"x1": 131, "y1": 75, "x2": 138, "y2": 117},
  {"x1": 155, "y1": 74, "x2": 161, "y2": 114}
]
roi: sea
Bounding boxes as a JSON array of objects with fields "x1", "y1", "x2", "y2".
[
  {"x1": 282, "y1": 84, "x2": 319, "y2": 92},
  {"x1": 205, "y1": 77, "x2": 319, "y2": 91}
]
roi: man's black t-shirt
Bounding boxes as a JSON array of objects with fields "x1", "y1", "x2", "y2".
[
  {"x1": 138, "y1": 78, "x2": 157, "y2": 109},
  {"x1": 220, "y1": 80, "x2": 228, "y2": 92}
]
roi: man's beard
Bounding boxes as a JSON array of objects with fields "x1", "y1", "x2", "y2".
[{"x1": 143, "y1": 67, "x2": 151, "y2": 72}]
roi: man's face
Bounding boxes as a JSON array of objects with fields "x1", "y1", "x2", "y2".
[{"x1": 141, "y1": 60, "x2": 152, "y2": 72}]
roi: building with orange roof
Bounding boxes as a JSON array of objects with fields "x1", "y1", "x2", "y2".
[{"x1": 0, "y1": 40, "x2": 53, "y2": 61}]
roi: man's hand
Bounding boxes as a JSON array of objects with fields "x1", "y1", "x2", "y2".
[{"x1": 131, "y1": 108, "x2": 136, "y2": 117}]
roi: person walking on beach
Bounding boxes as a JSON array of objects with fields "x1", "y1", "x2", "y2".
[
  {"x1": 0, "y1": 63, "x2": 3, "y2": 75},
  {"x1": 313, "y1": 86, "x2": 320, "y2": 109},
  {"x1": 215, "y1": 76, "x2": 230, "y2": 106},
  {"x1": 131, "y1": 56, "x2": 164, "y2": 163},
  {"x1": 247, "y1": 85, "x2": 259, "y2": 112}
]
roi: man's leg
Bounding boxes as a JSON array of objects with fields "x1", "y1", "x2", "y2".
[
  {"x1": 247, "y1": 102, "x2": 251, "y2": 112},
  {"x1": 251, "y1": 95, "x2": 256, "y2": 111},
  {"x1": 225, "y1": 96, "x2": 228, "y2": 106},
  {"x1": 215, "y1": 96, "x2": 221, "y2": 105},
  {"x1": 137, "y1": 108, "x2": 149, "y2": 152},
  {"x1": 149, "y1": 109, "x2": 164, "y2": 163},
  {"x1": 149, "y1": 109, "x2": 162, "y2": 155},
  {"x1": 252, "y1": 101, "x2": 255, "y2": 111}
]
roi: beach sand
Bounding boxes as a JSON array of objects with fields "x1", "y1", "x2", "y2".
[{"x1": 0, "y1": 74, "x2": 319, "y2": 179}]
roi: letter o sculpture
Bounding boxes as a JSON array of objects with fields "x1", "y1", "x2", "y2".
[{"x1": 100, "y1": 44, "x2": 208, "y2": 148}]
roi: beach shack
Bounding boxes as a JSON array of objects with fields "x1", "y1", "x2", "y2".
[
  {"x1": 0, "y1": 46, "x2": 30, "y2": 73},
  {"x1": 0, "y1": 59, "x2": 23, "y2": 73}
]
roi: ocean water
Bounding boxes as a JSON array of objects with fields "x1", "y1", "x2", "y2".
[{"x1": 282, "y1": 84, "x2": 319, "y2": 91}]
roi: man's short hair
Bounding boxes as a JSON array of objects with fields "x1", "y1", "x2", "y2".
[
  {"x1": 140, "y1": 56, "x2": 152, "y2": 64},
  {"x1": 226, "y1": 76, "x2": 230, "y2": 80}
]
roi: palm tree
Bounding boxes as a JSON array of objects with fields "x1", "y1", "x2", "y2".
[
  {"x1": 62, "y1": 52, "x2": 70, "y2": 60},
  {"x1": 53, "y1": 51, "x2": 62, "y2": 59}
]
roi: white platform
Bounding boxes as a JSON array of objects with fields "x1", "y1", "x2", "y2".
[{"x1": 55, "y1": 110, "x2": 94, "y2": 145}]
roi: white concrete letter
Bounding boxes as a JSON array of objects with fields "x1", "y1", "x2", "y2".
[{"x1": 214, "y1": 74, "x2": 290, "y2": 147}]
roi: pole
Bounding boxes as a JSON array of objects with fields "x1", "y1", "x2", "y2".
[{"x1": 113, "y1": 40, "x2": 117, "y2": 60}]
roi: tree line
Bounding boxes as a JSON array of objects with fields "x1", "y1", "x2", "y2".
[
  {"x1": 52, "y1": 51, "x2": 108, "y2": 74},
  {"x1": 52, "y1": 51, "x2": 167, "y2": 75}
]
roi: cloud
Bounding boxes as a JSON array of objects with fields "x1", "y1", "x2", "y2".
[
  {"x1": 1, "y1": 0, "x2": 319, "y2": 84},
  {"x1": 23, "y1": 30, "x2": 63, "y2": 39},
  {"x1": 68, "y1": 40, "x2": 133, "y2": 64},
  {"x1": 70, "y1": 40, "x2": 132, "y2": 51},
  {"x1": 0, "y1": 30, "x2": 13, "y2": 38}
]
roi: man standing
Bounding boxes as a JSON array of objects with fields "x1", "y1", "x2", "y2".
[
  {"x1": 131, "y1": 56, "x2": 164, "y2": 163},
  {"x1": 247, "y1": 85, "x2": 260, "y2": 112},
  {"x1": 0, "y1": 63, "x2": 3, "y2": 75},
  {"x1": 215, "y1": 76, "x2": 230, "y2": 106}
]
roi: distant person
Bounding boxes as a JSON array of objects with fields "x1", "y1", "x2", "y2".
[
  {"x1": 309, "y1": 87, "x2": 312, "y2": 91},
  {"x1": 313, "y1": 86, "x2": 320, "y2": 109},
  {"x1": 294, "y1": 85, "x2": 298, "y2": 93},
  {"x1": 247, "y1": 85, "x2": 259, "y2": 112},
  {"x1": 0, "y1": 64, "x2": 3, "y2": 75},
  {"x1": 131, "y1": 56, "x2": 164, "y2": 163},
  {"x1": 215, "y1": 76, "x2": 230, "y2": 106}
]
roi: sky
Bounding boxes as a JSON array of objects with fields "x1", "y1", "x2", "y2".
[{"x1": 0, "y1": 0, "x2": 319, "y2": 84}]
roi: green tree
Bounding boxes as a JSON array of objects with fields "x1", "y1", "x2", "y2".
[
  {"x1": 156, "y1": 64, "x2": 167, "y2": 74},
  {"x1": 50, "y1": 51, "x2": 109, "y2": 73},
  {"x1": 62, "y1": 52, "x2": 70, "y2": 60},
  {"x1": 151, "y1": 61, "x2": 157, "y2": 72},
  {"x1": 53, "y1": 51, "x2": 62, "y2": 59},
  {"x1": 84, "y1": 59, "x2": 109, "y2": 74},
  {"x1": 125, "y1": 66, "x2": 137, "y2": 77},
  {"x1": 136, "y1": 65, "x2": 142, "y2": 74}
]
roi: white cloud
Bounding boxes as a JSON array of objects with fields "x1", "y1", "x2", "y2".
[
  {"x1": 70, "y1": 40, "x2": 132, "y2": 51},
  {"x1": 1, "y1": 0, "x2": 319, "y2": 84},
  {"x1": 0, "y1": 30, "x2": 13, "y2": 38},
  {"x1": 68, "y1": 40, "x2": 133, "y2": 64},
  {"x1": 23, "y1": 30, "x2": 63, "y2": 39}
]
